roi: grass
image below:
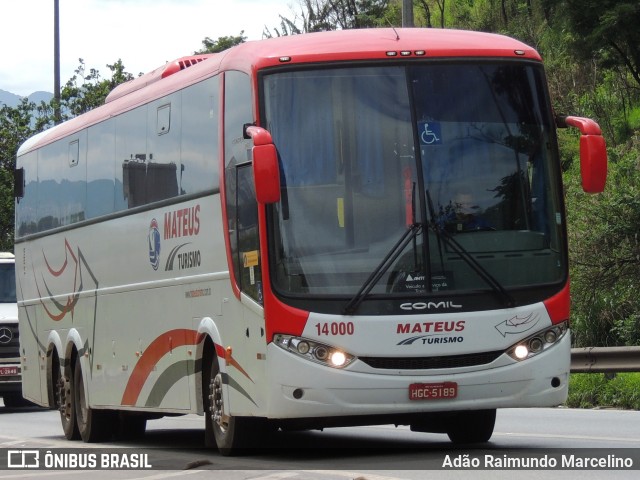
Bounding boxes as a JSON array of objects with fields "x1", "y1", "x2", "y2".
[{"x1": 566, "y1": 372, "x2": 640, "y2": 410}]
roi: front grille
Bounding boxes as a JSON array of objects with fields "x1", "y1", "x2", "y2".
[
  {"x1": 0, "y1": 323, "x2": 20, "y2": 360},
  {"x1": 358, "y1": 350, "x2": 503, "y2": 370}
]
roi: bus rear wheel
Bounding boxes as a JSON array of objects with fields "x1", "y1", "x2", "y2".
[
  {"x1": 446, "y1": 409, "x2": 496, "y2": 444},
  {"x1": 73, "y1": 360, "x2": 114, "y2": 442},
  {"x1": 57, "y1": 366, "x2": 79, "y2": 440}
]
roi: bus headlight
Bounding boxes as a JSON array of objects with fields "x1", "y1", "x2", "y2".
[
  {"x1": 329, "y1": 351, "x2": 347, "y2": 367},
  {"x1": 273, "y1": 334, "x2": 355, "y2": 369},
  {"x1": 506, "y1": 321, "x2": 568, "y2": 362}
]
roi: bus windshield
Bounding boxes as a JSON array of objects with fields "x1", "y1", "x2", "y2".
[
  {"x1": 0, "y1": 263, "x2": 16, "y2": 303},
  {"x1": 263, "y1": 62, "x2": 564, "y2": 302}
]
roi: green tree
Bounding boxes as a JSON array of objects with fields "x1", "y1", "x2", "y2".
[
  {"x1": 195, "y1": 32, "x2": 247, "y2": 53},
  {"x1": 0, "y1": 60, "x2": 134, "y2": 251},
  {"x1": 57, "y1": 59, "x2": 134, "y2": 120},
  {"x1": 0, "y1": 99, "x2": 42, "y2": 250},
  {"x1": 565, "y1": 136, "x2": 640, "y2": 347},
  {"x1": 267, "y1": 0, "x2": 392, "y2": 34},
  {"x1": 544, "y1": 0, "x2": 640, "y2": 88}
]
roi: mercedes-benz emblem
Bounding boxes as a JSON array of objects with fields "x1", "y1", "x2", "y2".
[{"x1": 0, "y1": 327, "x2": 13, "y2": 344}]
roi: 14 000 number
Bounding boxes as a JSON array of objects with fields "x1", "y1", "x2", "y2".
[{"x1": 315, "y1": 322, "x2": 355, "y2": 336}]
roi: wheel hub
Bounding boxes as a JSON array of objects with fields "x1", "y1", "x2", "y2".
[
  {"x1": 57, "y1": 376, "x2": 72, "y2": 420},
  {"x1": 209, "y1": 372, "x2": 228, "y2": 433}
]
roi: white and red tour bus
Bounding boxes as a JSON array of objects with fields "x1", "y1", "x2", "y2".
[{"x1": 14, "y1": 28, "x2": 607, "y2": 454}]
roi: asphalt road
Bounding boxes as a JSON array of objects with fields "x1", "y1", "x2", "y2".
[{"x1": 0, "y1": 401, "x2": 638, "y2": 479}]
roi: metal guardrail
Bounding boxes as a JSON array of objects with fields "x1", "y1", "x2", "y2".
[{"x1": 570, "y1": 346, "x2": 640, "y2": 373}]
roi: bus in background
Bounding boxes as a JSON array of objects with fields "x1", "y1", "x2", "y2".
[
  {"x1": 14, "y1": 28, "x2": 607, "y2": 454},
  {"x1": 0, "y1": 252, "x2": 26, "y2": 408}
]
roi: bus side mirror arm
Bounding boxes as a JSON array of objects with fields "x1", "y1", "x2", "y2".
[
  {"x1": 244, "y1": 125, "x2": 281, "y2": 204},
  {"x1": 556, "y1": 115, "x2": 608, "y2": 193}
]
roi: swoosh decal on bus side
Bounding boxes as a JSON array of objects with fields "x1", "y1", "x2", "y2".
[
  {"x1": 213, "y1": 343, "x2": 253, "y2": 382},
  {"x1": 143, "y1": 361, "x2": 258, "y2": 408},
  {"x1": 36, "y1": 277, "x2": 79, "y2": 321},
  {"x1": 220, "y1": 372, "x2": 258, "y2": 408},
  {"x1": 16, "y1": 275, "x2": 47, "y2": 354},
  {"x1": 122, "y1": 329, "x2": 254, "y2": 406},
  {"x1": 144, "y1": 359, "x2": 195, "y2": 407},
  {"x1": 36, "y1": 240, "x2": 98, "y2": 323},
  {"x1": 221, "y1": 348, "x2": 254, "y2": 384},
  {"x1": 43, "y1": 238, "x2": 77, "y2": 277},
  {"x1": 121, "y1": 329, "x2": 200, "y2": 406}
]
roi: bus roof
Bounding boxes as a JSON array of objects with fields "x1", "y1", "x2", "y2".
[
  {"x1": 224, "y1": 28, "x2": 540, "y2": 70},
  {"x1": 18, "y1": 28, "x2": 540, "y2": 156}
]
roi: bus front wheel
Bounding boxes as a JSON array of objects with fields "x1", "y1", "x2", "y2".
[
  {"x1": 204, "y1": 354, "x2": 263, "y2": 455},
  {"x1": 446, "y1": 409, "x2": 496, "y2": 444}
]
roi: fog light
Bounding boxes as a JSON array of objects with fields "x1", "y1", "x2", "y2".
[{"x1": 514, "y1": 345, "x2": 529, "y2": 359}]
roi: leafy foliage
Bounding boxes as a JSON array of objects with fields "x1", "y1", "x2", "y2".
[
  {"x1": 567, "y1": 373, "x2": 640, "y2": 409},
  {"x1": 0, "y1": 60, "x2": 134, "y2": 251},
  {"x1": 566, "y1": 136, "x2": 640, "y2": 347},
  {"x1": 195, "y1": 32, "x2": 247, "y2": 53},
  {"x1": 545, "y1": 0, "x2": 640, "y2": 88},
  {"x1": 266, "y1": 0, "x2": 392, "y2": 35},
  {"x1": 0, "y1": 99, "x2": 41, "y2": 249}
]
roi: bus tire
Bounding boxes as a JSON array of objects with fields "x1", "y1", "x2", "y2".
[
  {"x1": 115, "y1": 412, "x2": 147, "y2": 440},
  {"x1": 73, "y1": 360, "x2": 114, "y2": 442},
  {"x1": 446, "y1": 409, "x2": 496, "y2": 444},
  {"x1": 205, "y1": 354, "x2": 261, "y2": 456},
  {"x1": 57, "y1": 365, "x2": 80, "y2": 440}
]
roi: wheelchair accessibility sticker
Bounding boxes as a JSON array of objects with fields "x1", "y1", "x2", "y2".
[{"x1": 418, "y1": 121, "x2": 442, "y2": 145}]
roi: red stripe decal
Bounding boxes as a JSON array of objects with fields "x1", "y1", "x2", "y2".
[
  {"x1": 214, "y1": 344, "x2": 253, "y2": 383},
  {"x1": 121, "y1": 329, "x2": 199, "y2": 406},
  {"x1": 43, "y1": 238, "x2": 77, "y2": 277}
]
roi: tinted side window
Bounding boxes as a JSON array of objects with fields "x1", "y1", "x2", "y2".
[
  {"x1": 36, "y1": 134, "x2": 87, "y2": 231},
  {"x1": 181, "y1": 76, "x2": 220, "y2": 194},
  {"x1": 224, "y1": 71, "x2": 260, "y2": 299},
  {"x1": 117, "y1": 105, "x2": 148, "y2": 209},
  {"x1": 87, "y1": 118, "x2": 116, "y2": 218},
  {"x1": 16, "y1": 76, "x2": 221, "y2": 238},
  {"x1": 145, "y1": 94, "x2": 181, "y2": 203}
]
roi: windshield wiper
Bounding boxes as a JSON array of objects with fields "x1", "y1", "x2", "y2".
[
  {"x1": 426, "y1": 190, "x2": 516, "y2": 308},
  {"x1": 342, "y1": 223, "x2": 423, "y2": 315}
]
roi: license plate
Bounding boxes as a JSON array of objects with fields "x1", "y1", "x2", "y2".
[
  {"x1": 409, "y1": 382, "x2": 457, "y2": 400},
  {"x1": 0, "y1": 366, "x2": 19, "y2": 376}
]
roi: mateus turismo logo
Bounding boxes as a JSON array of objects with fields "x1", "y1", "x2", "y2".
[{"x1": 148, "y1": 218, "x2": 161, "y2": 270}]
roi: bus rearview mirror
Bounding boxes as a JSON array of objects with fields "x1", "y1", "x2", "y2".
[
  {"x1": 244, "y1": 125, "x2": 281, "y2": 204},
  {"x1": 253, "y1": 144, "x2": 280, "y2": 204},
  {"x1": 562, "y1": 116, "x2": 608, "y2": 193}
]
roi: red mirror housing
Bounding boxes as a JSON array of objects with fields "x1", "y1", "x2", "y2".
[
  {"x1": 253, "y1": 143, "x2": 280, "y2": 204},
  {"x1": 564, "y1": 116, "x2": 608, "y2": 193},
  {"x1": 578, "y1": 134, "x2": 607, "y2": 193},
  {"x1": 245, "y1": 126, "x2": 281, "y2": 204}
]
